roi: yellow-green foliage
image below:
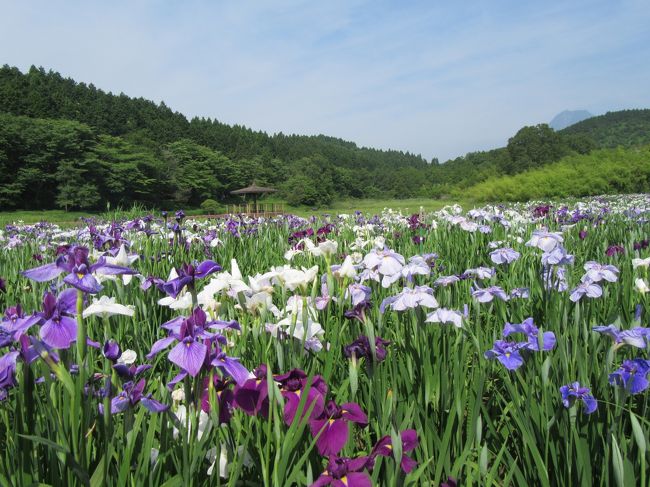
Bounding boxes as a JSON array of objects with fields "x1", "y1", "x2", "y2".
[{"x1": 462, "y1": 146, "x2": 650, "y2": 202}]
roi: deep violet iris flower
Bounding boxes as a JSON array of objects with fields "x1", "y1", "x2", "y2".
[
  {"x1": 107, "y1": 379, "x2": 168, "y2": 414},
  {"x1": 310, "y1": 400, "x2": 368, "y2": 456},
  {"x1": 343, "y1": 335, "x2": 390, "y2": 362},
  {"x1": 22, "y1": 245, "x2": 136, "y2": 294},
  {"x1": 560, "y1": 382, "x2": 597, "y2": 414},
  {"x1": 161, "y1": 261, "x2": 221, "y2": 298},
  {"x1": 200, "y1": 375, "x2": 235, "y2": 424},
  {"x1": 233, "y1": 364, "x2": 270, "y2": 417}
]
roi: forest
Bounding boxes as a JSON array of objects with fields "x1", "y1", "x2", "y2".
[{"x1": 1, "y1": 65, "x2": 649, "y2": 210}]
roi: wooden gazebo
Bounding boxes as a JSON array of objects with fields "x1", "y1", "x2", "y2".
[{"x1": 228, "y1": 182, "x2": 283, "y2": 216}]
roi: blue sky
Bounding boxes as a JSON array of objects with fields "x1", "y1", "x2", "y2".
[{"x1": 1, "y1": 0, "x2": 649, "y2": 161}]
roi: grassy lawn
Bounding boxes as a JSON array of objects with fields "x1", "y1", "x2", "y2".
[
  {"x1": 0, "y1": 210, "x2": 95, "y2": 226},
  {"x1": 286, "y1": 197, "x2": 470, "y2": 216},
  {"x1": 0, "y1": 198, "x2": 471, "y2": 226}
]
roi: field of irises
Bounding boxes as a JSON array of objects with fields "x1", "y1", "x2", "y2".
[{"x1": 0, "y1": 195, "x2": 649, "y2": 486}]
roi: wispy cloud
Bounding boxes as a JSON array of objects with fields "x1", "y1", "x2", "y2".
[{"x1": 1, "y1": 0, "x2": 649, "y2": 160}]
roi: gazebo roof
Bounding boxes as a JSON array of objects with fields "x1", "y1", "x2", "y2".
[{"x1": 230, "y1": 182, "x2": 278, "y2": 195}]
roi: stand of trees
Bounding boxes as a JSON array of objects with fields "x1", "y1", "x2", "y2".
[{"x1": 1, "y1": 65, "x2": 648, "y2": 209}]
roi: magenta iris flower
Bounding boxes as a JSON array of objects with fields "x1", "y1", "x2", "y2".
[
  {"x1": 22, "y1": 245, "x2": 136, "y2": 294},
  {"x1": 312, "y1": 456, "x2": 372, "y2": 487},
  {"x1": 608, "y1": 359, "x2": 650, "y2": 394},
  {"x1": 560, "y1": 382, "x2": 597, "y2": 414},
  {"x1": 275, "y1": 369, "x2": 328, "y2": 425},
  {"x1": 370, "y1": 429, "x2": 419, "y2": 473},
  {"x1": 309, "y1": 400, "x2": 368, "y2": 456}
]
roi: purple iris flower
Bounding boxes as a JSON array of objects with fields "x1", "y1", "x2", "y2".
[
  {"x1": 0, "y1": 351, "x2": 19, "y2": 401},
  {"x1": 312, "y1": 455, "x2": 372, "y2": 487},
  {"x1": 484, "y1": 340, "x2": 525, "y2": 370},
  {"x1": 344, "y1": 301, "x2": 371, "y2": 324},
  {"x1": 147, "y1": 308, "x2": 216, "y2": 377},
  {"x1": 343, "y1": 335, "x2": 390, "y2": 362},
  {"x1": 140, "y1": 275, "x2": 165, "y2": 292},
  {"x1": 380, "y1": 286, "x2": 438, "y2": 313},
  {"x1": 1, "y1": 305, "x2": 40, "y2": 340},
  {"x1": 201, "y1": 375, "x2": 235, "y2": 424},
  {"x1": 103, "y1": 339, "x2": 121, "y2": 362},
  {"x1": 542, "y1": 265, "x2": 569, "y2": 292},
  {"x1": 309, "y1": 400, "x2": 368, "y2": 455},
  {"x1": 210, "y1": 344, "x2": 250, "y2": 386},
  {"x1": 582, "y1": 261, "x2": 619, "y2": 283},
  {"x1": 161, "y1": 261, "x2": 221, "y2": 298},
  {"x1": 541, "y1": 246, "x2": 574, "y2": 266},
  {"x1": 509, "y1": 287, "x2": 530, "y2": 299},
  {"x1": 434, "y1": 275, "x2": 460, "y2": 287},
  {"x1": 234, "y1": 364, "x2": 270, "y2": 417},
  {"x1": 22, "y1": 245, "x2": 136, "y2": 294},
  {"x1": 605, "y1": 244, "x2": 625, "y2": 257},
  {"x1": 569, "y1": 280, "x2": 602, "y2": 302},
  {"x1": 608, "y1": 359, "x2": 650, "y2": 394},
  {"x1": 346, "y1": 283, "x2": 372, "y2": 307},
  {"x1": 275, "y1": 369, "x2": 328, "y2": 425},
  {"x1": 592, "y1": 325, "x2": 650, "y2": 349},
  {"x1": 472, "y1": 285, "x2": 509, "y2": 303},
  {"x1": 560, "y1": 382, "x2": 597, "y2": 414},
  {"x1": 489, "y1": 247, "x2": 520, "y2": 265},
  {"x1": 31, "y1": 289, "x2": 78, "y2": 349},
  {"x1": 503, "y1": 318, "x2": 556, "y2": 352},
  {"x1": 107, "y1": 379, "x2": 168, "y2": 414},
  {"x1": 370, "y1": 429, "x2": 419, "y2": 474}
]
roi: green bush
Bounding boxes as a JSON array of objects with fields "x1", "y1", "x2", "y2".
[{"x1": 200, "y1": 198, "x2": 224, "y2": 214}]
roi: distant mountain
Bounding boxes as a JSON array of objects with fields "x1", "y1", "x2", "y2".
[
  {"x1": 560, "y1": 109, "x2": 650, "y2": 148},
  {"x1": 549, "y1": 110, "x2": 593, "y2": 130}
]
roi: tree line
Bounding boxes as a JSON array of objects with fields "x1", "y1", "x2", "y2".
[{"x1": 0, "y1": 65, "x2": 647, "y2": 209}]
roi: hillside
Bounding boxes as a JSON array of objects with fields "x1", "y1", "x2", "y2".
[
  {"x1": 461, "y1": 146, "x2": 650, "y2": 202},
  {"x1": 0, "y1": 65, "x2": 432, "y2": 208},
  {"x1": 549, "y1": 110, "x2": 592, "y2": 130},
  {"x1": 560, "y1": 109, "x2": 650, "y2": 148},
  {"x1": 0, "y1": 64, "x2": 648, "y2": 210}
]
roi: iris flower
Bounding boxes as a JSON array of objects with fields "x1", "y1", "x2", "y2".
[
  {"x1": 312, "y1": 456, "x2": 372, "y2": 487},
  {"x1": 343, "y1": 335, "x2": 390, "y2": 362},
  {"x1": 107, "y1": 379, "x2": 168, "y2": 414},
  {"x1": 559, "y1": 382, "x2": 597, "y2": 414},
  {"x1": 22, "y1": 245, "x2": 136, "y2": 294},
  {"x1": 309, "y1": 400, "x2": 368, "y2": 455},
  {"x1": 608, "y1": 359, "x2": 650, "y2": 394},
  {"x1": 569, "y1": 280, "x2": 602, "y2": 302},
  {"x1": 489, "y1": 247, "x2": 520, "y2": 265},
  {"x1": 380, "y1": 286, "x2": 438, "y2": 312},
  {"x1": 592, "y1": 325, "x2": 650, "y2": 349},
  {"x1": 162, "y1": 261, "x2": 221, "y2": 298}
]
